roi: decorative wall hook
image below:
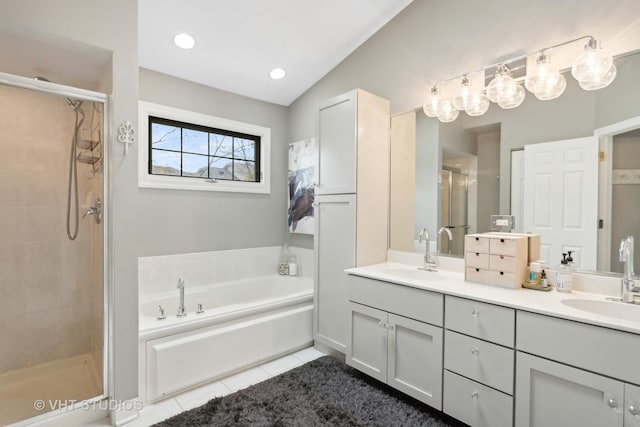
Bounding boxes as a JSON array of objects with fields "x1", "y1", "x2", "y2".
[{"x1": 118, "y1": 120, "x2": 136, "y2": 155}]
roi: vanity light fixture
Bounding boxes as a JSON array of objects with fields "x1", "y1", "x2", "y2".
[
  {"x1": 571, "y1": 38, "x2": 617, "y2": 90},
  {"x1": 424, "y1": 35, "x2": 616, "y2": 123},
  {"x1": 174, "y1": 33, "x2": 196, "y2": 49},
  {"x1": 422, "y1": 86, "x2": 440, "y2": 117},
  {"x1": 525, "y1": 52, "x2": 567, "y2": 100}
]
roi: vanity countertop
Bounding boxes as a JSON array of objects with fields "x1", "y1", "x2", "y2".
[{"x1": 346, "y1": 262, "x2": 640, "y2": 335}]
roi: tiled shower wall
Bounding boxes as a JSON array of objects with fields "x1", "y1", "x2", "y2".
[{"x1": 0, "y1": 84, "x2": 103, "y2": 375}]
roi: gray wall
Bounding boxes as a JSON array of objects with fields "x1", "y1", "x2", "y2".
[
  {"x1": 476, "y1": 131, "x2": 501, "y2": 232},
  {"x1": 289, "y1": 0, "x2": 640, "y2": 220},
  {"x1": 2, "y1": 0, "x2": 140, "y2": 402},
  {"x1": 138, "y1": 68, "x2": 293, "y2": 256}
]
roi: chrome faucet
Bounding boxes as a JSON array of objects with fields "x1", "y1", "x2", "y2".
[
  {"x1": 438, "y1": 226, "x2": 453, "y2": 255},
  {"x1": 177, "y1": 278, "x2": 187, "y2": 317},
  {"x1": 418, "y1": 228, "x2": 437, "y2": 271},
  {"x1": 620, "y1": 236, "x2": 639, "y2": 303}
]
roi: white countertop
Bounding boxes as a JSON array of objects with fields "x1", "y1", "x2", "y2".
[{"x1": 346, "y1": 262, "x2": 640, "y2": 335}]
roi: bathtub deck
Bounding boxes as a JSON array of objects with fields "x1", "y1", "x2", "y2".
[{"x1": 118, "y1": 347, "x2": 324, "y2": 427}]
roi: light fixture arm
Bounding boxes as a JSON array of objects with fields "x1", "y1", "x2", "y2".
[{"x1": 432, "y1": 35, "x2": 595, "y2": 88}]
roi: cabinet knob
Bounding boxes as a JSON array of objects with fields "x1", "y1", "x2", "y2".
[
  {"x1": 378, "y1": 320, "x2": 386, "y2": 329},
  {"x1": 388, "y1": 324, "x2": 395, "y2": 334},
  {"x1": 471, "y1": 309, "x2": 480, "y2": 318},
  {"x1": 629, "y1": 405, "x2": 640, "y2": 416},
  {"x1": 471, "y1": 391, "x2": 479, "y2": 399},
  {"x1": 471, "y1": 348, "x2": 479, "y2": 356},
  {"x1": 607, "y1": 397, "x2": 618, "y2": 408}
]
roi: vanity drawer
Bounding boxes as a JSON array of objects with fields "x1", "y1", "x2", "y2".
[
  {"x1": 489, "y1": 254, "x2": 516, "y2": 272},
  {"x1": 517, "y1": 310, "x2": 640, "y2": 385},
  {"x1": 444, "y1": 330, "x2": 514, "y2": 394},
  {"x1": 443, "y1": 370, "x2": 513, "y2": 427},
  {"x1": 347, "y1": 274, "x2": 443, "y2": 326},
  {"x1": 465, "y1": 235, "x2": 490, "y2": 253},
  {"x1": 465, "y1": 267, "x2": 489, "y2": 284},
  {"x1": 445, "y1": 296, "x2": 515, "y2": 347},
  {"x1": 488, "y1": 270, "x2": 520, "y2": 289},
  {"x1": 489, "y1": 236, "x2": 527, "y2": 256},
  {"x1": 465, "y1": 252, "x2": 489, "y2": 269}
]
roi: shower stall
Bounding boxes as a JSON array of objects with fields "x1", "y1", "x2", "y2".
[{"x1": 0, "y1": 78, "x2": 107, "y2": 425}]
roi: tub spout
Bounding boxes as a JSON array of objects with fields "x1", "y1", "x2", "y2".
[{"x1": 177, "y1": 278, "x2": 187, "y2": 317}]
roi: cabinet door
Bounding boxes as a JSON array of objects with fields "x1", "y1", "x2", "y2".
[
  {"x1": 316, "y1": 91, "x2": 356, "y2": 194},
  {"x1": 387, "y1": 313, "x2": 443, "y2": 409},
  {"x1": 626, "y1": 383, "x2": 640, "y2": 427},
  {"x1": 346, "y1": 302, "x2": 387, "y2": 383},
  {"x1": 314, "y1": 194, "x2": 356, "y2": 352},
  {"x1": 515, "y1": 352, "x2": 624, "y2": 427}
]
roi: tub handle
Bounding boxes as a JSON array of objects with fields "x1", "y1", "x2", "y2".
[
  {"x1": 157, "y1": 305, "x2": 166, "y2": 320},
  {"x1": 196, "y1": 302, "x2": 204, "y2": 314}
]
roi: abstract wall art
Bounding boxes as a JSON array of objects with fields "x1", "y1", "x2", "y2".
[{"x1": 288, "y1": 138, "x2": 316, "y2": 234}]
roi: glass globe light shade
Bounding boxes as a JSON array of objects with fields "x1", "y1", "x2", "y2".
[
  {"x1": 422, "y1": 86, "x2": 440, "y2": 117},
  {"x1": 533, "y1": 73, "x2": 566, "y2": 100},
  {"x1": 453, "y1": 77, "x2": 472, "y2": 111},
  {"x1": 497, "y1": 84, "x2": 525, "y2": 109},
  {"x1": 437, "y1": 99, "x2": 459, "y2": 122},
  {"x1": 486, "y1": 65, "x2": 517, "y2": 104},
  {"x1": 572, "y1": 38, "x2": 613, "y2": 84},
  {"x1": 577, "y1": 64, "x2": 617, "y2": 91},
  {"x1": 464, "y1": 92, "x2": 490, "y2": 116}
]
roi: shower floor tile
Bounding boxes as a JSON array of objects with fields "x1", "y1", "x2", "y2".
[{"x1": 0, "y1": 353, "x2": 102, "y2": 426}]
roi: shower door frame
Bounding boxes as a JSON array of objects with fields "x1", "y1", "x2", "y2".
[{"x1": 0, "y1": 72, "x2": 111, "y2": 419}]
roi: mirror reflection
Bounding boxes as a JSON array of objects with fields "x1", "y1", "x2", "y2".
[{"x1": 390, "y1": 51, "x2": 640, "y2": 274}]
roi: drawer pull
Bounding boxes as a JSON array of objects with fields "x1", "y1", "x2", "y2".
[
  {"x1": 500, "y1": 271, "x2": 504, "y2": 276},
  {"x1": 629, "y1": 405, "x2": 640, "y2": 416},
  {"x1": 500, "y1": 255, "x2": 504, "y2": 259},
  {"x1": 608, "y1": 398, "x2": 618, "y2": 408},
  {"x1": 471, "y1": 309, "x2": 480, "y2": 318},
  {"x1": 471, "y1": 348, "x2": 479, "y2": 356},
  {"x1": 475, "y1": 252, "x2": 479, "y2": 256},
  {"x1": 471, "y1": 391, "x2": 479, "y2": 399},
  {"x1": 500, "y1": 238, "x2": 505, "y2": 243},
  {"x1": 475, "y1": 237, "x2": 479, "y2": 241}
]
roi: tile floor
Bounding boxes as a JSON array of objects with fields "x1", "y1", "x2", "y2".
[{"x1": 85, "y1": 347, "x2": 325, "y2": 427}]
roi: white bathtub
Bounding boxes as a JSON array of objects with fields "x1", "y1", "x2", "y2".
[{"x1": 138, "y1": 275, "x2": 313, "y2": 402}]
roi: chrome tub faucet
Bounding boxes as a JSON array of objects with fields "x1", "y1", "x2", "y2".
[
  {"x1": 620, "y1": 236, "x2": 639, "y2": 303},
  {"x1": 177, "y1": 278, "x2": 187, "y2": 317}
]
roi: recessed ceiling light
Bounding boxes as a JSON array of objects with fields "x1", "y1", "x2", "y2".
[
  {"x1": 174, "y1": 33, "x2": 195, "y2": 49},
  {"x1": 269, "y1": 68, "x2": 286, "y2": 80}
]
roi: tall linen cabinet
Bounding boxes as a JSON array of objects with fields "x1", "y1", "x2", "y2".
[{"x1": 314, "y1": 89, "x2": 390, "y2": 352}]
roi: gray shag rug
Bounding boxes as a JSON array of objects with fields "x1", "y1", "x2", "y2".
[{"x1": 154, "y1": 356, "x2": 463, "y2": 426}]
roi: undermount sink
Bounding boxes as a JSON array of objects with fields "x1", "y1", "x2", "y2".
[
  {"x1": 561, "y1": 298, "x2": 640, "y2": 323},
  {"x1": 381, "y1": 268, "x2": 446, "y2": 281}
]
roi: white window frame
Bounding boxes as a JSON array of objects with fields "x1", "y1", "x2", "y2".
[{"x1": 138, "y1": 101, "x2": 271, "y2": 194}]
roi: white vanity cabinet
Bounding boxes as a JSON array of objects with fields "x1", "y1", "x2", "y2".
[
  {"x1": 314, "y1": 89, "x2": 390, "y2": 353},
  {"x1": 443, "y1": 296, "x2": 515, "y2": 427},
  {"x1": 346, "y1": 275, "x2": 444, "y2": 408},
  {"x1": 515, "y1": 311, "x2": 640, "y2": 427}
]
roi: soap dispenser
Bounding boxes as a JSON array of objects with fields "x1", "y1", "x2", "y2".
[{"x1": 556, "y1": 253, "x2": 573, "y2": 293}]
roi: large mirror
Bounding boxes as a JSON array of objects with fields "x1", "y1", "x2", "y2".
[{"x1": 390, "y1": 50, "x2": 640, "y2": 274}]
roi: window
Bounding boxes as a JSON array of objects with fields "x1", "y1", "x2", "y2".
[{"x1": 139, "y1": 102, "x2": 270, "y2": 193}]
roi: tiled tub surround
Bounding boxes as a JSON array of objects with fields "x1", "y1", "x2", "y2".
[{"x1": 138, "y1": 247, "x2": 314, "y2": 403}]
